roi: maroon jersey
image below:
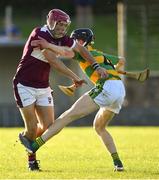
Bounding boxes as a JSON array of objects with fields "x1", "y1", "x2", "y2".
[{"x1": 13, "y1": 25, "x2": 75, "y2": 88}]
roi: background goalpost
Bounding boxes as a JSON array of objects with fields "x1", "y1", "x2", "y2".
[{"x1": 117, "y1": 0, "x2": 159, "y2": 74}]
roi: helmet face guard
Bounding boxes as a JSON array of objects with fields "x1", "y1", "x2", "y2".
[
  {"x1": 70, "y1": 28, "x2": 94, "y2": 46},
  {"x1": 47, "y1": 9, "x2": 71, "y2": 38}
]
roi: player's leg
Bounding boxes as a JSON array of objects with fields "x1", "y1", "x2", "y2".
[
  {"x1": 28, "y1": 90, "x2": 54, "y2": 171},
  {"x1": 93, "y1": 108, "x2": 116, "y2": 153},
  {"x1": 34, "y1": 105, "x2": 55, "y2": 148},
  {"x1": 13, "y1": 82, "x2": 39, "y2": 170},
  {"x1": 27, "y1": 87, "x2": 55, "y2": 169},
  {"x1": 19, "y1": 104, "x2": 38, "y2": 140},
  {"x1": 91, "y1": 80, "x2": 125, "y2": 171},
  {"x1": 93, "y1": 108, "x2": 123, "y2": 171},
  {"x1": 19, "y1": 104, "x2": 41, "y2": 171},
  {"x1": 25, "y1": 105, "x2": 54, "y2": 170},
  {"x1": 41, "y1": 93, "x2": 98, "y2": 141},
  {"x1": 35, "y1": 106, "x2": 54, "y2": 136},
  {"x1": 13, "y1": 82, "x2": 38, "y2": 140},
  {"x1": 15, "y1": 84, "x2": 51, "y2": 171}
]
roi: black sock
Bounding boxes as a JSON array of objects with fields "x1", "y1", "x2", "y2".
[{"x1": 111, "y1": 152, "x2": 121, "y2": 164}]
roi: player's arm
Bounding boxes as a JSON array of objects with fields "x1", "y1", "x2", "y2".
[
  {"x1": 73, "y1": 42, "x2": 108, "y2": 78},
  {"x1": 31, "y1": 36, "x2": 75, "y2": 58},
  {"x1": 104, "y1": 53, "x2": 126, "y2": 71},
  {"x1": 115, "y1": 56, "x2": 126, "y2": 71},
  {"x1": 42, "y1": 49, "x2": 83, "y2": 87}
]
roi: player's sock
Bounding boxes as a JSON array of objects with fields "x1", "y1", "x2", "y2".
[
  {"x1": 32, "y1": 137, "x2": 45, "y2": 151},
  {"x1": 111, "y1": 152, "x2": 123, "y2": 171},
  {"x1": 111, "y1": 152, "x2": 122, "y2": 164},
  {"x1": 28, "y1": 153, "x2": 40, "y2": 171},
  {"x1": 28, "y1": 152, "x2": 36, "y2": 163}
]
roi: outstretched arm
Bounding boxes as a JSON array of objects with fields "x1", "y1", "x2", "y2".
[
  {"x1": 31, "y1": 36, "x2": 75, "y2": 58},
  {"x1": 32, "y1": 37, "x2": 108, "y2": 78}
]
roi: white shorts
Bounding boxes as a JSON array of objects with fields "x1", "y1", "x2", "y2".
[
  {"x1": 89, "y1": 80, "x2": 125, "y2": 114},
  {"x1": 14, "y1": 83, "x2": 54, "y2": 108}
]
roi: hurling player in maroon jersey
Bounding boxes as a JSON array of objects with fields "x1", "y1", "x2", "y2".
[{"x1": 14, "y1": 9, "x2": 107, "y2": 171}]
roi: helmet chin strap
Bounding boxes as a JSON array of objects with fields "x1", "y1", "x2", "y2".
[
  {"x1": 49, "y1": 21, "x2": 57, "y2": 30},
  {"x1": 48, "y1": 21, "x2": 62, "y2": 38},
  {"x1": 83, "y1": 42, "x2": 87, "y2": 46}
]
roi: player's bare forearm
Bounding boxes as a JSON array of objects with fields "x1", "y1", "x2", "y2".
[
  {"x1": 74, "y1": 43, "x2": 96, "y2": 64},
  {"x1": 42, "y1": 49, "x2": 80, "y2": 81},
  {"x1": 32, "y1": 36, "x2": 75, "y2": 58},
  {"x1": 47, "y1": 43, "x2": 75, "y2": 58}
]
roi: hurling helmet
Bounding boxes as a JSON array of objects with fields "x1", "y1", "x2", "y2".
[
  {"x1": 70, "y1": 28, "x2": 94, "y2": 46},
  {"x1": 47, "y1": 9, "x2": 71, "y2": 38}
]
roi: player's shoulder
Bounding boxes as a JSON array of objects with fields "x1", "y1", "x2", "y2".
[
  {"x1": 87, "y1": 45, "x2": 103, "y2": 56},
  {"x1": 35, "y1": 25, "x2": 49, "y2": 35},
  {"x1": 61, "y1": 35, "x2": 75, "y2": 47},
  {"x1": 33, "y1": 25, "x2": 51, "y2": 39},
  {"x1": 62, "y1": 34, "x2": 73, "y2": 41}
]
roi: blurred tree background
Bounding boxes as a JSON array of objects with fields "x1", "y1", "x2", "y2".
[{"x1": 0, "y1": 0, "x2": 118, "y2": 53}]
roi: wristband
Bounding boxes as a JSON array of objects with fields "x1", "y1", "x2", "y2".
[{"x1": 92, "y1": 62, "x2": 100, "y2": 70}]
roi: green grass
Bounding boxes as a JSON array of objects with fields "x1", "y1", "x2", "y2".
[{"x1": 0, "y1": 127, "x2": 159, "y2": 179}]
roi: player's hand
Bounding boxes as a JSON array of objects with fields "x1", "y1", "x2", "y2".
[
  {"x1": 96, "y1": 67, "x2": 108, "y2": 79},
  {"x1": 73, "y1": 79, "x2": 87, "y2": 88},
  {"x1": 31, "y1": 36, "x2": 49, "y2": 49}
]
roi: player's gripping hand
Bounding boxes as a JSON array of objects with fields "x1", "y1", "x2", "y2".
[
  {"x1": 31, "y1": 36, "x2": 49, "y2": 49},
  {"x1": 73, "y1": 79, "x2": 87, "y2": 88},
  {"x1": 96, "y1": 67, "x2": 108, "y2": 79}
]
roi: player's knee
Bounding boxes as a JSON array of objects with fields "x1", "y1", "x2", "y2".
[
  {"x1": 36, "y1": 121, "x2": 53, "y2": 137},
  {"x1": 41, "y1": 121, "x2": 54, "y2": 132},
  {"x1": 93, "y1": 121, "x2": 105, "y2": 135}
]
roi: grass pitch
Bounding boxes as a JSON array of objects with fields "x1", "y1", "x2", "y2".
[{"x1": 0, "y1": 127, "x2": 159, "y2": 179}]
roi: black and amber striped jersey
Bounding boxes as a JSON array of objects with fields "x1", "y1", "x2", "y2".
[{"x1": 74, "y1": 45, "x2": 121, "y2": 84}]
